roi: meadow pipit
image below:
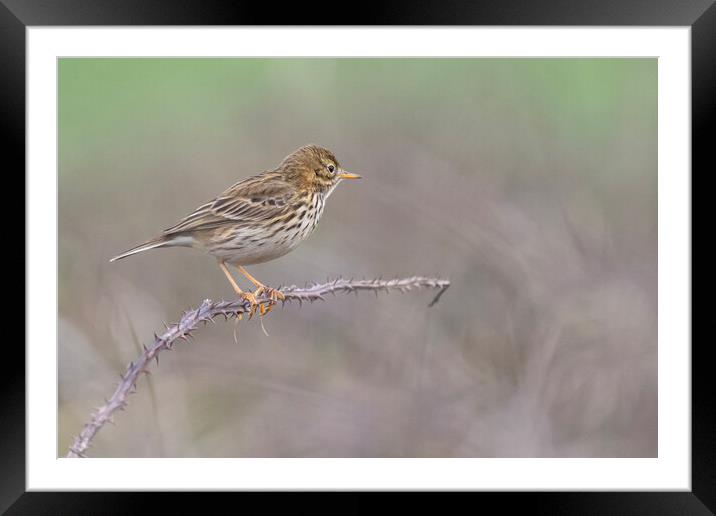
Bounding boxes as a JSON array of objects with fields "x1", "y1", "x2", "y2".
[{"x1": 110, "y1": 144, "x2": 361, "y2": 315}]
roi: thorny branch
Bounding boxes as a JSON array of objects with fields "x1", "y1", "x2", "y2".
[{"x1": 66, "y1": 276, "x2": 450, "y2": 458}]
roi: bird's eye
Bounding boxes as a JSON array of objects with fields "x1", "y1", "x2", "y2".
[{"x1": 327, "y1": 164, "x2": 335, "y2": 173}]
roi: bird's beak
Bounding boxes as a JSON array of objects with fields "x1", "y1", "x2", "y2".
[{"x1": 337, "y1": 171, "x2": 362, "y2": 180}]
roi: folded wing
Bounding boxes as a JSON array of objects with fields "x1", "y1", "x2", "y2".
[{"x1": 163, "y1": 171, "x2": 296, "y2": 235}]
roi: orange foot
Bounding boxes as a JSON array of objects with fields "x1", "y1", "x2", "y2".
[
  {"x1": 254, "y1": 286, "x2": 285, "y2": 316},
  {"x1": 238, "y1": 291, "x2": 260, "y2": 319}
]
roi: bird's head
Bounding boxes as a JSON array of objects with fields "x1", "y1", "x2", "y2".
[{"x1": 277, "y1": 144, "x2": 361, "y2": 194}]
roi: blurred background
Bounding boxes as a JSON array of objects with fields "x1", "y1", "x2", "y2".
[{"x1": 58, "y1": 58, "x2": 657, "y2": 457}]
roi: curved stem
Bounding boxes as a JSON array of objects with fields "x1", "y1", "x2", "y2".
[{"x1": 66, "y1": 275, "x2": 449, "y2": 458}]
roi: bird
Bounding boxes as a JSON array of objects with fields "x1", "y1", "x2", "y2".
[{"x1": 110, "y1": 144, "x2": 361, "y2": 316}]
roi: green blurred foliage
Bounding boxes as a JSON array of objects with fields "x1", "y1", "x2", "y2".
[{"x1": 59, "y1": 59, "x2": 656, "y2": 457}]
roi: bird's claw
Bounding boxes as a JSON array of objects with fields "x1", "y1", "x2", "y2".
[
  {"x1": 254, "y1": 286, "x2": 285, "y2": 316},
  {"x1": 259, "y1": 286, "x2": 286, "y2": 302},
  {"x1": 239, "y1": 292, "x2": 260, "y2": 319}
]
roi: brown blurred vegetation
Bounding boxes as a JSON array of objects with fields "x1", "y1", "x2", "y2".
[{"x1": 59, "y1": 59, "x2": 657, "y2": 457}]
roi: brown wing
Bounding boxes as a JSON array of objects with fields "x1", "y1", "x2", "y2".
[{"x1": 163, "y1": 171, "x2": 297, "y2": 235}]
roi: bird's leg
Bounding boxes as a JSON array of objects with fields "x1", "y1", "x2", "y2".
[
  {"x1": 235, "y1": 265, "x2": 286, "y2": 301},
  {"x1": 218, "y1": 261, "x2": 258, "y2": 318},
  {"x1": 234, "y1": 265, "x2": 285, "y2": 315}
]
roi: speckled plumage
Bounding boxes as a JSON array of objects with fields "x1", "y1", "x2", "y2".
[
  {"x1": 165, "y1": 165, "x2": 330, "y2": 265},
  {"x1": 111, "y1": 144, "x2": 360, "y2": 313}
]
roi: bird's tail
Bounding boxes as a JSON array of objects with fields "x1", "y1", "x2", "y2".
[{"x1": 109, "y1": 236, "x2": 183, "y2": 262}]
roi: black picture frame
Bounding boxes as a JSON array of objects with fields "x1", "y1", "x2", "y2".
[{"x1": 6, "y1": 0, "x2": 709, "y2": 512}]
